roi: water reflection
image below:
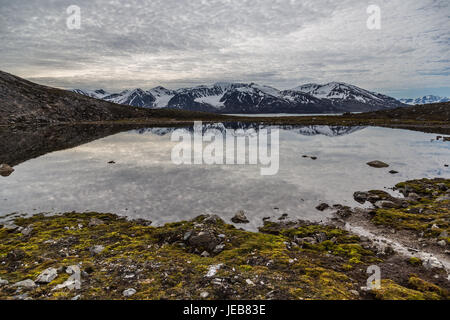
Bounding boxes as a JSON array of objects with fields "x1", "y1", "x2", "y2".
[{"x1": 1, "y1": 124, "x2": 449, "y2": 230}]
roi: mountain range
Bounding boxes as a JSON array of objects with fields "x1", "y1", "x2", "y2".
[
  {"x1": 72, "y1": 82, "x2": 405, "y2": 114},
  {"x1": 399, "y1": 95, "x2": 450, "y2": 105}
]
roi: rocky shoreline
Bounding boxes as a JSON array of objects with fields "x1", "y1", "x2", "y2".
[{"x1": 0, "y1": 179, "x2": 449, "y2": 300}]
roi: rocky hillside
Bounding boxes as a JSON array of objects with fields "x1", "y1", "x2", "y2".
[
  {"x1": 0, "y1": 71, "x2": 155, "y2": 125},
  {"x1": 349, "y1": 101, "x2": 450, "y2": 122}
]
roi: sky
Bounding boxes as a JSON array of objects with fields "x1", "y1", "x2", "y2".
[{"x1": 0, "y1": 0, "x2": 449, "y2": 98}]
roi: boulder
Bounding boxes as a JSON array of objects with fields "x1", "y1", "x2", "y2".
[
  {"x1": 367, "y1": 160, "x2": 389, "y2": 168},
  {"x1": 0, "y1": 163, "x2": 14, "y2": 177},
  {"x1": 315, "y1": 203, "x2": 329, "y2": 211},
  {"x1": 231, "y1": 211, "x2": 249, "y2": 224},
  {"x1": 36, "y1": 267, "x2": 58, "y2": 283},
  {"x1": 188, "y1": 231, "x2": 219, "y2": 252},
  {"x1": 13, "y1": 279, "x2": 36, "y2": 289},
  {"x1": 353, "y1": 192, "x2": 369, "y2": 204}
]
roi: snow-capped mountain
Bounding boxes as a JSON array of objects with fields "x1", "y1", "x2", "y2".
[
  {"x1": 399, "y1": 95, "x2": 450, "y2": 105},
  {"x1": 293, "y1": 82, "x2": 403, "y2": 112},
  {"x1": 71, "y1": 89, "x2": 110, "y2": 99},
  {"x1": 72, "y1": 81, "x2": 404, "y2": 114}
]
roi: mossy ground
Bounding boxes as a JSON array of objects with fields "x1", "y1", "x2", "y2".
[
  {"x1": 370, "y1": 179, "x2": 450, "y2": 244},
  {"x1": 0, "y1": 212, "x2": 447, "y2": 300}
]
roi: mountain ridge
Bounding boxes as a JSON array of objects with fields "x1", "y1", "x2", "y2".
[{"x1": 72, "y1": 81, "x2": 405, "y2": 114}]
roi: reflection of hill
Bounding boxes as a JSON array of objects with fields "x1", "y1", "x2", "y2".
[
  {"x1": 0, "y1": 124, "x2": 147, "y2": 166},
  {"x1": 135, "y1": 124, "x2": 366, "y2": 137},
  {"x1": 1, "y1": 123, "x2": 365, "y2": 168}
]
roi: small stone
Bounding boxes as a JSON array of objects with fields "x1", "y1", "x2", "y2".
[
  {"x1": 108, "y1": 161, "x2": 116, "y2": 164},
  {"x1": 367, "y1": 160, "x2": 389, "y2": 168},
  {"x1": 0, "y1": 164, "x2": 14, "y2": 177},
  {"x1": 389, "y1": 170, "x2": 399, "y2": 174},
  {"x1": 315, "y1": 203, "x2": 329, "y2": 211},
  {"x1": 13, "y1": 279, "x2": 36, "y2": 289},
  {"x1": 437, "y1": 240, "x2": 446, "y2": 247},
  {"x1": 431, "y1": 224, "x2": 439, "y2": 231},
  {"x1": 439, "y1": 231, "x2": 448, "y2": 238},
  {"x1": 212, "y1": 244, "x2": 225, "y2": 254},
  {"x1": 0, "y1": 278, "x2": 9, "y2": 286},
  {"x1": 89, "y1": 245, "x2": 105, "y2": 255},
  {"x1": 245, "y1": 279, "x2": 255, "y2": 286},
  {"x1": 36, "y1": 267, "x2": 58, "y2": 283},
  {"x1": 231, "y1": 210, "x2": 249, "y2": 224},
  {"x1": 88, "y1": 218, "x2": 105, "y2": 227},
  {"x1": 183, "y1": 231, "x2": 193, "y2": 241},
  {"x1": 310, "y1": 156, "x2": 317, "y2": 160},
  {"x1": 315, "y1": 232, "x2": 327, "y2": 243},
  {"x1": 71, "y1": 295, "x2": 81, "y2": 300},
  {"x1": 122, "y1": 288, "x2": 137, "y2": 297},
  {"x1": 350, "y1": 290, "x2": 360, "y2": 296},
  {"x1": 21, "y1": 226, "x2": 33, "y2": 236},
  {"x1": 201, "y1": 251, "x2": 210, "y2": 257},
  {"x1": 200, "y1": 291, "x2": 209, "y2": 298}
]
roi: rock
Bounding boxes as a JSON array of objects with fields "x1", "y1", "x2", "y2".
[
  {"x1": 367, "y1": 160, "x2": 389, "y2": 168},
  {"x1": 206, "y1": 264, "x2": 223, "y2": 278},
  {"x1": 200, "y1": 291, "x2": 209, "y2": 298},
  {"x1": 315, "y1": 203, "x2": 329, "y2": 211},
  {"x1": 183, "y1": 231, "x2": 193, "y2": 241},
  {"x1": 122, "y1": 288, "x2": 137, "y2": 297},
  {"x1": 350, "y1": 289, "x2": 360, "y2": 296},
  {"x1": 431, "y1": 224, "x2": 439, "y2": 231},
  {"x1": 353, "y1": 192, "x2": 369, "y2": 204},
  {"x1": 21, "y1": 225, "x2": 33, "y2": 236},
  {"x1": 13, "y1": 279, "x2": 36, "y2": 289},
  {"x1": 212, "y1": 244, "x2": 225, "y2": 254},
  {"x1": 335, "y1": 207, "x2": 352, "y2": 218},
  {"x1": 315, "y1": 232, "x2": 327, "y2": 243},
  {"x1": 389, "y1": 170, "x2": 399, "y2": 174},
  {"x1": 0, "y1": 163, "x2": 14, "y2": 177},
  {"x1": 89, "y1": 245, "x2": 105, "y2": 255},
  {"x1": 294, "y1": 236, "x2": 316, "y2": 245},
  {"x1": 437, "y1": 183, "x2": 448, "y2": 191},
  {"x1": 53, "y1": 264, "x2": 82, "y2": 291},
  {"x1": 188, "y1": 231, "x2": 219, "y2": 252},
  {"x1": 245, "y1": 279, "x2": 255, "y2": 286},
  {"x1": 436, "y1": 195, "x2": 450, "y2": 202},
  {"x1": 423, "y1": 257, "x2": 443, "y2": 270},
  {"x1": 108, "y1": 161, "x2": 115, "y2": 164},
  {"x1": 0, "y1": 278, "x2": 9, "y2": 286},
  {"x1": 71, "y1": 295, "x2": 81, "y2": 300},
  {"x1": 310, "y1": 156, "x2": 317, "y2": 160},
  {"x1": 88, "y1": 218, "x2": 105, "y2": 227},
  {"x1": 439, "y1": 231, "x2": 448, "y2": 238},
  {"x1": 201, "y1": 251, "x2": 210, "y2": 257},
  {"x1": 374, "y1": 200, "x2": 397, "y2": 209},
  {"x1": 231, "y1": 211, "x2": 249, "y2": 224},
  {"x1": 203, "y1": 214, "x2": 223, "y2": 225},
  {"x1": 437, "y1": 240, "x2": 446, "y2": 247},
  {"x1": 407, "y1": 192, "x2": 420, "y2": 201},
  {"x1": 36, "y1": 267, "x2": 58, "y2": 283}
]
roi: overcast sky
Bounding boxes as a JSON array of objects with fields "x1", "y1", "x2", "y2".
[{"x1": 1, "y1": 0, "x2": 449, "y2": 98}]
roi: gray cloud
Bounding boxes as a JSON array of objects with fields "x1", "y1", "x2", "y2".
[{"x1": 0, "y1": 0, "x2": 449, "y2": 96}]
